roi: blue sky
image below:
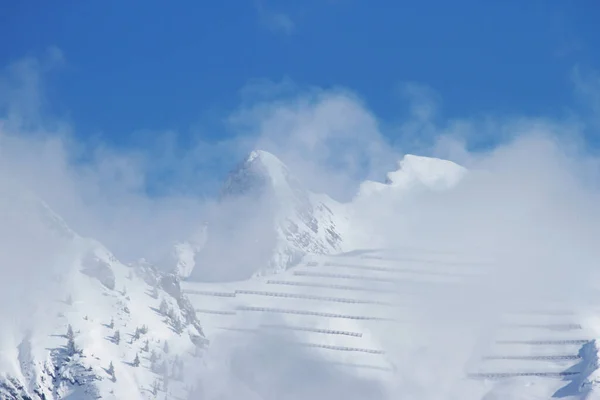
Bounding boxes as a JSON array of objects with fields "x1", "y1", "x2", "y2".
[{"x1": 1, "y1": 0, "x2": 600, "y2": 195}]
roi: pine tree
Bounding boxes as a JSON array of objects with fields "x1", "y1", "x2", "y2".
[
  {"x1": 162, "y1": 368, "x2": 169, "y2": 391},
  {"x1": 66, "y1": 324, "x2": 74, "y2": 340},
  {"x1": 107, "y1": 361, "x2": 115, "y2": 377},
  {"x1": 108, "y1": 317, "x2": 114, "y2": 329},
  {"x1": 173, "y1": 356, "x2": 184, "y2": 380},
  {"x1": 152, "y1": 379, "x2": 160, "y2": 395},
  {"x1": 113, "y1": 329, "x2": 121, "y2": 344},
  {"x1": 159, "y1": 299, "x2": 169, "y2": 314},
  {"x1": 172, "y1": 317, "x2": 184, "y2": 334},
  {"x1": 133, "y1": 353, "x2": 140, "y2": 367},
  {"x1": 143, "y1": 339, "x2": 149, "y2": 352},
  {"x1": 66, "y1": 324, "x2": 77, "y2": 356},
  {"x1": 187, "y1": 384, "x2": 203, "y2": 400}
]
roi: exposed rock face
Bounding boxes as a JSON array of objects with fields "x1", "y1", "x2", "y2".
[
  {"x1": 189, "y1": 150, "x2": 347, "y2": 282},
  {"x1": 80, "y1": 252, "x2": 116, "y2": 290}
]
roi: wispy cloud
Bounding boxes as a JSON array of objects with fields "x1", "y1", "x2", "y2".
[
  {"x1": 255, "y1": 0, "x2": 295, "y2": 35},
  {"x1": 572, "y1": 66, "x2": 600, "y2": 116},
  {"x1": 3, "y1": 48, "x2": 600, "y2": 398}
]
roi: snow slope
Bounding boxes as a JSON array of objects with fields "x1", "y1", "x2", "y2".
[
  {"x1": 183, "y1": 249, "x2": 597, "y2": 399},
  {"x1": 0, "y1": 194, "x2": 208, "y2": 399},
  {"x1": 189, "y1": 150, "x2": 349, "y2": 281},
  {"x1": 4, "y1": 150, "x2": 600, "y2": 399},
  {"x1": 180, "y1": 153, "x2": 600, "y2": 399}
]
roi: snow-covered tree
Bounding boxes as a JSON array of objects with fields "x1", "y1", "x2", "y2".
[
  {"x1": 162, "y1": 369, "x2": 170, "y2": 391},
  {"x1": 159, "y1": 299, "x2": 169, "y2": 314},
  {"x1": 143, "y1": 339, "x2": 150, "y2": 352},
  {"x1": 113, "y1": 329, "x2": 121, "y2": 344},
  {"x1": 172, "y1": 317, "x2": 184, "y2": 334},
  {"x1": 108, "y1": 317, "x2": 114, "y2": 329},
  {"x1": 187, "y1": 384, "x2": 203, "y2": 400},
  {"x1": 152, "y1": 379, "x2": 160, "y2": 396},
  {"x1": 163, "y1": 340, "x2": 169, "y2": 354},
  {"x1": 66, "y1": 324, "x2": 74, "y2": 340},
  {"x1": 66, "y1": 324, "x2": 78, "y2": 356},
  {"x1": 172, "y1": 356, "x2": 184, "y2": 380},
  {"x1": 107, "y1": 361, "x2": 115, "y2": 380},
  {"x1": 133, "y1": 353, "x2": 140, "y2": 367}
]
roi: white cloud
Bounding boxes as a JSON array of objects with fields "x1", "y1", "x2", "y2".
[
  {"x1": 255, "y1": 0, "x2": 295, "y2": 35},
  {"x1": 572, "y1": 66, "x2": 600, "y2": 125},
  {"x1": 230, "y1": 84, "x2": 397, "y2": 200},
  {"x1": 2, "y1": 49, "x2": 600, "y2": 398}
]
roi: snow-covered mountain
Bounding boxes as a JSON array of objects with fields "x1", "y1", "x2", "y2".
[
  {"x1": 189, "y1": 150, "x2": 349, "y2": 281},
  {"x1": 5, "y1": 149, "x2": 600, "y2": 400},
  {"x1": 0, "y1": 193, "x2": 208, "y2": 399},
  {"x1": 357, "y1": 154, "x2": 467, "y2": 197},
  {"x1": 157, "y1": 225, "x2": 208, "y2": 280}
]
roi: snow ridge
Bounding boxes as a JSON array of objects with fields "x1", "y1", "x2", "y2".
[
  {"x1": 191, "y1": 150, "x2": 348, "y2": 281},
  {"x1": 0, "y1": 196, "x2": 208, "y2": 399}
]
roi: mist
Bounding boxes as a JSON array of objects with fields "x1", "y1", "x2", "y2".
[{"x1": 1, "y1": 51, "x2": 600, "y2": 399}]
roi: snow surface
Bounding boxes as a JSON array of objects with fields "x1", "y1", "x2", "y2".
[
  {"x1": 3, "y1": 149, "x2": 600, "y2": 399},
  {"x1": 0, "y1": 194, "x2": 208, "y2": 399},
  {"x1": 190, "y1": 150, "x2": 348, "y2": 281},
  {"x1": 357, "y1": 154, "x2": 467, "y2": 197}
]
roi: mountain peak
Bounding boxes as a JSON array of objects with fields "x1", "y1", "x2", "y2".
[
  {"x1": 246, "y1": 149, "x2": 281, "y2": 165},
  {"x1": 220, "y1": 149, "x2": 293, "y2": 199},
  {"x1": 191, "y1": 149, "x2": 347, "y2": 282},
  {"x1": 244, "y1": 150, "x2": 289, "y2": 186},
  {"x1": 386, "y1": 154, "x2": 466, "y2": 189},
  {"x1": 356, "y1": 154, "x2": 466, "y2": 198}
]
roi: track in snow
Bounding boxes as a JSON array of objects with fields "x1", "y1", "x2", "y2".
[
  {"x1": 266, "y1": 280, "x2": 404, "y2": 294},
  {"x1": 295, "y1": 342, "x2": 385, "y2": 355},
  {"x1": 495, "y1": 339, "x2": 589, "y2": 345},
  {"x1": 505, "y1": 310, "x2": 576, "y2": 316},
  {"x1": 293, "y1": 270, "x2": 404, "y2": 283},
  {"x1": 481, "y1": 355, "x2": 581, "y2": 361},
  {"x1": 292, "y1": 270, "x2": 460, "y2": 284},
  {"x1": 194, "y1": 309, "x2": 237, "y2": 316},
  {"x1": 319, "y1": 262, "x2": 480, "y2": 277},
  {"x1": 261, "y1": 324, "x2": 363, "y2": 337},
  {"x1": 468, "y1": 371, "x2": 580, "y2": 379},
  {"x1": 215, "y1": 329, "x2": 384, "y2": 354},
  {"x1": 305, "y1": 360, "x2": 394, "y2": 372},
  {"x1": 357, "y1": 255, "x2": 493, "y2": 266},
  {"x1": 218, "y1": 325, "x2": 364, "y2": 338},
  {"x1": 499, "y1": 323, "x2": 582, "y2": 331},
  {"x1": 185, "y1": 287, "x2": 395, "y2": 305},
  {"x1": 234, "y1": 289, "x2": 394, "y2": 306},
  {"x1": 185, "y1": 289, "x2": 235, "y2": 298},
  {"x1": 237, "y1": 306, "x2": 397, "y2": 321}
]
